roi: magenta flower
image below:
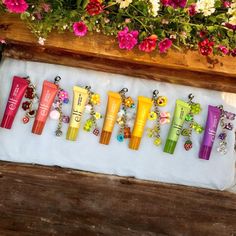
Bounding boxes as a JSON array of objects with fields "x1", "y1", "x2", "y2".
[
  {"x1": 158, "y1": 38, "x2": 172, "y2": 53},
  {"x1": 218, "y1": 45, "x2": 229, "y2": 55},
  {"x1": 73, "y1": 21, "x2": 88, "y2": 37},
  {"x1": 223, "y1": 1, "x2": 231, "y2": 8},
  {"x1": 3, "y1": 0, "x2": 28, "y2": 13},
  {"x1": 118, "y1": 27, "x2": 139, "y2": 51},
  {"x1": 161, "y1": 0, "x2": 170, "y2": 6},
  {"x1": 188, "y1": 3, "x2": 197, "y2": 16},
  {"x1": 162, "y1": 0, "x2": 186, "y2": 8},
  {"x1": 41, "y1": 3, "x2": 51, "y2": 13},
  {"x1": 169, "y1": 0, "x2": 187, "y2": 8},
  {"x1": 231, "y1": 48, "x2": 236, "y2": 57},
  {"x1": 224, "y1": 23, "x2": 236, "y2": 31}
]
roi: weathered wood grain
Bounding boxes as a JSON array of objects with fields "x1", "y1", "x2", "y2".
[
  {"x1": 0, "y1": 161, "x2": 235, "y2": 236},
  {"x1": 3, "y1": 43, "x2": 236, "y2": 93},
  {"x1": 1, "y1": 14, "x2": 236, "y2": 94}
]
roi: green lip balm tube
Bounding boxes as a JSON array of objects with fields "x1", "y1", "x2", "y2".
[{"x1": 164, "y1": 99, "x2": 190, "y2": 154}]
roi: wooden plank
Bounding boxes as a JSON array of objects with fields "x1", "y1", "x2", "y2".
[
  {"x1": 0, "y1": 161, "x2": 235, "y2": 235},
  {"x1": 3, "y1": 43, "x2": 236, "y2": 93},
  {"x1": 1, "y1": 14, "x2": 236, "y2": 94}
]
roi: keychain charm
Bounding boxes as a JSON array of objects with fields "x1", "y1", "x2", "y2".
[
  {"x1": 217, "y1": 106, "x2": 236, "y2": 155},
  {"x1": 49, "y1": 76, "x2": 70, "y2": 137},
  {"x1": 147, "y1": 90, "x2": 169, "y2": 146},
  {"x1": 22, "y1": 76, "x2": 39, "y2": 124},
  {"x1": 181, "y1": 94, "x2": 204, "y2": 151},
  {"x1": 116, "y1": 88, "x2": 135, "y2": 142},
  {"x1": 83, "y1": 86, "x2": 102, "y2": 136}
]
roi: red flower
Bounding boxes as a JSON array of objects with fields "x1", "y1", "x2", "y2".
[
  {"x1": 199, "y1": 30, "x2": 207, "y2": 38},
  {"x1": 86, "y1": 0, "x2": 104, "y2": 16},
  {"x1": 198, "y1": 39, "x2": 214, "y2": 56},
  {"x1": 139, "y1": 35, "x2": 158, "y2": 53}
]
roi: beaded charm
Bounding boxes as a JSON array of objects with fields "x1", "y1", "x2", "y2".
[
  {"x1": 116, "y1": 88, "x2": 135, "y2": 142},
  {"x1": 216, "y1": 106, "x2": 235, "y2": 155},
  {"x1": 147, "y1": 90, "x2": 169, "y2": 146},
  {"x1": 49, "y1": 76, "x2": 70, "y2": 137},
  {"x1": 181, "y1": 94, "x2": 204, "y2": 151},
  {"x1": 21, "y1": 76, "x2": 39, "y2": 124},
  {"x1": 83, "y1": 86, "x2": 102, "y2": 136}
]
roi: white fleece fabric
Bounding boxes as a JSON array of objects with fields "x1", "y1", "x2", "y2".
[{"x1": 0, "y1": 58, "x2": 235, "y2": 190}]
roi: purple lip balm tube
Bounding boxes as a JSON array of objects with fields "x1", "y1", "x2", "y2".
[{"x1": 199, "y1": 105, "x2": 221, "y2": 160}]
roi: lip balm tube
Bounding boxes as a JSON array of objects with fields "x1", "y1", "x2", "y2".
[
  {"x1": 66, "y1": 86, "x2": 88, "y2": 141},
  {"x1": 199, "y1": 105, "x2": 221, "y2": 160},
  {"x1": 129, "y1": 96, "x2": 153, "y2": 150},
  {"x1": 100, "y1": 91, "x2": 122, "y2": 145},
  {"x1": 164, "y1": 99, "x2": 190, "y2": 154},
  {"x1": 32, "y1": 80, "x2": 58, "y2": 135},
  {"x1": 1, "y1": 76, "x2": 29, "y2": 129}
]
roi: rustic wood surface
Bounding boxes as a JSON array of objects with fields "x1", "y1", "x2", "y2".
[
  {"x1": 1, "y1": 14, "x2": 236, "y2": 93},
  {"x1": 0, "y1": 161, "x2": 235, "y2": 236}
]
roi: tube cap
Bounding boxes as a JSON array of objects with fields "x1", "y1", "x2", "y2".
[
  {"x1": 1, "y1": 114, "x2": 14, "y2": 129},
  {"x1": 32, "y1": 120, "x2": 45, "y2": 135},
  {"x1": 99, "y1": 130, "x2": 112, "y2": 145},
  {"x1": 66, "y1": 127, "x2": 79, "y2": 141},
  {"x1": 199, "y1": 145, "x2": 212, "y2": 160},
  {"x1": 164, "y1": 139, "x2": 177, "y2": 154},
  {"x1": 129, "y1": 136, "x2": 141, "y2": 150}
]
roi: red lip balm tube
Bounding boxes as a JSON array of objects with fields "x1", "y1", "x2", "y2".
[
  {"x1": 1, "y1": 76, "x2": 29, "y2": 129},
  {"x1": 32, "y1": 80, "x2": 58, "y2": 135}
]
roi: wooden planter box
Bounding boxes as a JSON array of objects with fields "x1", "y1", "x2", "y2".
[{"x1": 0, "y1": 14, "x2": 236, "y2": 235}]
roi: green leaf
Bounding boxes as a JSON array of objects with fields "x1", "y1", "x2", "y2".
[
  {"x1": 20, "y1": 12, "x2": 30, "y2": 20},
  {"x1": 207, "y1": 26, "x2": 216, "y2": 33},
  {"x1": 77, "y1": 0, "x2": 83, "y2": 8},
  {"x1": 82, "y1": 0, "x2": 89, "y2": 9}
]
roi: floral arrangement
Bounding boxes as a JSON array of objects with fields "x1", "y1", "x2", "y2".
[{"x1": 1, "y1": 0, "x2": 236, "y2": 57}]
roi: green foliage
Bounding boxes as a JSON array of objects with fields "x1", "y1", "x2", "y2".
[{"x1": 1, "y1": 0, "x2": 236, "y2": 55}]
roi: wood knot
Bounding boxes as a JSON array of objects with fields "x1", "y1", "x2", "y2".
[
  {"x1": 206, "y1": 56, "x2": 220, "y2": 69},
  {"x1": 0, "y1": 24, "x2": 10, "y2": 31}
]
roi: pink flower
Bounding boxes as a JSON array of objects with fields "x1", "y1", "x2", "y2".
[
  {"x1": 223, "y1": 1, "x2": 231, "y2": 8},
  {"x1": 218, "y1": 45, "x2": 229, "y2": 55},
  {"x1": 139, "y1": 35, "x2": 158, "y2": 53},
  {"x1": 158, "y1": 38, "x2": 172, "y2": 53},
  {"x1": 34, "y1": 12, "x2": 42, "y2": 20},
  {"x1": 41, "y1": 3, "x2": 51, "y2": 13},
  {"x1": 3, "y1": 0, "x2": 28, "y2": 13},
  {"x1": 188, "y1": 3, "x2": 197, "y2": 16},
  {"x1": 0, "y1": 38, "x2": 6, "y2": 44},
  {"x1": 118, "y1": 27, "x2": 139, "y2": 51},
  {"x1": 73, "y1": 21, "x2": 88, "y2": 37}
]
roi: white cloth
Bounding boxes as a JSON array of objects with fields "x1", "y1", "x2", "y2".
[{"x1": 0, "y1": 58, "x2": 235, "y2": 190}]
